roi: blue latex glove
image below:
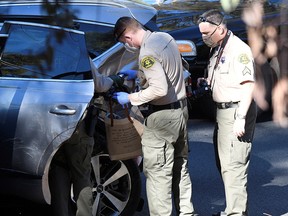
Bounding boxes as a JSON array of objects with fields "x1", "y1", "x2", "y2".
[
  {"x1": 112, "y1": 92, "x2": 130, "y2": 105},
  {"x1": 118, "y1": 69, "x2": 137, "y2": 80}
]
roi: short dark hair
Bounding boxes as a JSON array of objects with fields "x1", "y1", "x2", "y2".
[
  {"x1": 198, "y1": 9, "x2": 226, "y2": 26},
  {"x1": 114, "y1": 17, "x2": 143, "y2": 41}
]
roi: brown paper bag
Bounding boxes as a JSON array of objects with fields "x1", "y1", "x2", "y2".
[{"x1": 104, "y1": 106, "x2": 143, "y2": 160}]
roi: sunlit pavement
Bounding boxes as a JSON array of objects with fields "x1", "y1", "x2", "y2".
[
  {"x1": 135, "y1": 119, "x2": 288, "y2": 216},
  {"x1": 1, "y1": 119, "x2": 287, "y2": 216}
]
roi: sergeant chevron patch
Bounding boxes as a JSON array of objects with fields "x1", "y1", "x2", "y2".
[{"x1": 242, "y1": 66, "x2": 251, "y2": 76}]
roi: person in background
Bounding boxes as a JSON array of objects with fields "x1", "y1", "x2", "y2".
[
  {"x1": 49, "y1": 58, "x2": 123, "y2": 216},
  {"x1": 242, "y1": 1, "x2": 288, "y2": 128},
  {"x1": 112, "y1": 16, "x2": 196, "y2": 216},
  {"x1": 197, "y1": 9, "x2": 257, "y2": 216}
]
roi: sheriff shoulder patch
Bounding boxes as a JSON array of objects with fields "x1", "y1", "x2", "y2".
[
  {"x1": 238, "y1": 54, "x2": 250, "y2": 65},
  {"x1": 141, "y1": 56, "x2": 155, "y2": 69}
]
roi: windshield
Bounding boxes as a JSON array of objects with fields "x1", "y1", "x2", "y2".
[{"x1": 153, "y1": 0, "x2": 282, "y2": 31}]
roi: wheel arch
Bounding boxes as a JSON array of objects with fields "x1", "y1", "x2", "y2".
[{"x1": 41, "y1": 126, "x2": 77, "y2": 204}]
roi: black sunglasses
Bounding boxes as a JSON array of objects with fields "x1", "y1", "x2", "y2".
[
  {"x1": 198, "y1": 16, "x2": 223, "y2": 26},
  {"x1": 115, "y1": 28, "x2": 126, "y2": 42}
]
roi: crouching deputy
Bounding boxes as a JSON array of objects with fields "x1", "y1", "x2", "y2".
[{"x1": 49, "y1": 58, "x2": 125, "y2": 216}]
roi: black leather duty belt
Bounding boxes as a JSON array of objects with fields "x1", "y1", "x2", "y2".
[
  {"x1": 148, "y1": 98, "x2": 187, "y2": 113},
  {"x1": 216, "y1": 101, "x2": 239, "y2": 109}
]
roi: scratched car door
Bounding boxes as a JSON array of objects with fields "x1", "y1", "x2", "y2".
[{"x1": 0, "y1": 21, "x2": 94, "y2": 176}]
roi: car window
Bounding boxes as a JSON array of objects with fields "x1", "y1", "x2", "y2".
[
  {"x1": 75, "y1": 21, "x2": 115, "y2": 58},
  {"x1": 0, "y1": 20, "x2": 117, "y2": 60},
  {"x1": 0, "y1": 23, "x2": 91, "y2": 80}
]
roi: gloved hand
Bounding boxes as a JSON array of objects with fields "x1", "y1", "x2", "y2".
[
  {"x1": 109, "y1": 74, "x2": 124, "y2": 88},
  {"x1": 118, "y1": 69, "x2": 137, "y2": 80},
  {"x1": 112, "y1": 92, "x2": 130, "y2": 105}
]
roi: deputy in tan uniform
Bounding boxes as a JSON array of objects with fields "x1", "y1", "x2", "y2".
[
  {"x1": 113, "y1": 17, "x2": 196, "y2": 216},
  {"x1": 197, "y1": 10, "x2": 257, "y2": 216}
]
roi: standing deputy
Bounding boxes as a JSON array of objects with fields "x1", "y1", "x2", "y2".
[
  {"x1": 113, "y1": 17, "x2": 196, "y2": 216},
  {"x1": 197, "y1": 9, "x2": 257, "y2": 216}
]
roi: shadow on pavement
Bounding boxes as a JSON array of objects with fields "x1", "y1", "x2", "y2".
[{"x1": 0, "y1": 195, "x2": 52, "y2": 216}]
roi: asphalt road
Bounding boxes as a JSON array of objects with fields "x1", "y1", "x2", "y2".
[
  {"x1": 134, "y1": 119, "x2": 288, "y2": 216},
  {"x1": 1, "y1": 119, "x2": 288, "y2": 216}
]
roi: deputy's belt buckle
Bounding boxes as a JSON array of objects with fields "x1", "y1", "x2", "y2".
[
  {"x1": 220, "y1": 103, "x2": 226, "y2": 109},
  {"x1": 224, "y1": 102, "x2": 233, "y2": 108}
]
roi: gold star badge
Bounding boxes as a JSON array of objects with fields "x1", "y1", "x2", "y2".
[{"x1": 141, "y1": 56, "x2": 155, "y2": 69}]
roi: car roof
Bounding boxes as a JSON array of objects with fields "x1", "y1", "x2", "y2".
[{"x1": 0, "y1": 0, "x2": 158, "y2": 27}]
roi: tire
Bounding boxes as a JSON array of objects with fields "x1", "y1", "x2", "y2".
[
  {"x1": 50, "y1": 143, "x2": 142, "y2": 216},
  {"x1": 90, "y1": 153, "x2": 141, "y2": 216}
]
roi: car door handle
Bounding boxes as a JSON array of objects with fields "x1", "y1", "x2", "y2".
[{"x1": 50, "y1": 105, "x2": 76, "y2": 115}]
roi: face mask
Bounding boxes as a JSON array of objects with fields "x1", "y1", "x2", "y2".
[
  {"x1": 202, "y1": 35, "x2": 218, "y2": 48},
  {"x1": 202, "y1": 27, "x2": 218, "y2": 48},
  {"x1": 124, "y1": 43, "x2": 139, "y2": 54}
]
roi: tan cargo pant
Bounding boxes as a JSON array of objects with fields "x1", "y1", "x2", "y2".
[
  {"x1": 142, "y1": 106, "x2": 195, "y2": 216},
  {"x1": 215, "y1": 102, "x2": 256, "y2": 216}
]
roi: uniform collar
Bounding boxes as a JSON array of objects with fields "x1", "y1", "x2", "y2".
[{"x1": 141, "y1": 30, "x2": 152, "y2": 47}]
